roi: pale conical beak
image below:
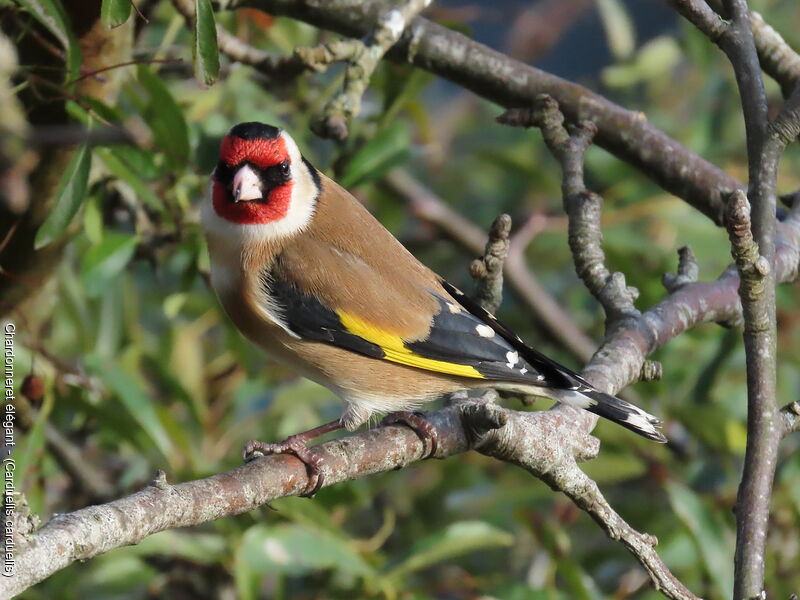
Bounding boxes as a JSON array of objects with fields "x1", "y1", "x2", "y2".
[{"x1": 232, "y1": 164, "x2": 262, "y2": 202}]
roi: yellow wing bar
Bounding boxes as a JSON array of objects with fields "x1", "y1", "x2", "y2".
[{"x1": 336, "y1": 311, "x2": 485, "y2": 379}]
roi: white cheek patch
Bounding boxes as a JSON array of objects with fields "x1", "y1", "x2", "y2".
[{"x1": 202, "y1": 132, "x2": 319, "y2": 247}]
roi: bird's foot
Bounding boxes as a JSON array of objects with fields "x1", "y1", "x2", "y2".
[
  {"x1": 381, "y1": 411, "x2": 439, "y2": 458},
  {"x1": 243, "y1": 419, "x2": 343, "y2": 498},
  {"x1": 243, "y1": 436, "x2": 325, "y2": 497}
]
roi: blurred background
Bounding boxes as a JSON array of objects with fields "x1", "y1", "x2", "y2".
[{"x1": 3, "y1": 0, "x2": 800, "y2": 598}]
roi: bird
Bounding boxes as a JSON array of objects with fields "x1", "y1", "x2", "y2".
[{"x1": 202, "y1": 122, "x2": 666, "y2": 496}]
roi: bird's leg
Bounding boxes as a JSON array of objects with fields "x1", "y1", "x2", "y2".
[
  {"x1": 380, "y1": 411, "x2": 439, "y2": 458},
  {"x1": 242, "y1": 419, "x2": 343, "y2": 497}
]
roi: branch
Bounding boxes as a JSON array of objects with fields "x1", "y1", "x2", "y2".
[
  {"x1": 499, "y1": 97, "x2": 640, "y2": 329},
  {"x1": 241, "y1": 0, "x2": 742, "y2": 224},
  {"x1": 383, "y1": 168, "x2": 598, "y2": 362},
  {"x1": 780, "y1": 401, "x2": 800, "y2": 437},
  {"x1": 469, "y1": 213, "x2": 510, "y2": 314},
  {"x1": 8, "y1": 390, "x2": 698, "y2": 599},
  {"x1": 662, "y1": 246, "x2": 700, "y2": 292},
  {"x1": 716, "y1": 1, "x2": 794, "y2": 596},
  {"x1": 726, "y1": 188, "x2": 780, "y2": 600},
  {"x1": 4, "y1": 405, "x2": 471, "y2": 597},
  {"x1": 673, "y1": 1, "x2": 798, "y2": 595},
  {"x1": 747, "y1": 9, "x2": 800, "y2": 97},
  {"x1": 314, "y1": 0, "x2": 431, "y2": 139},
  {"x1": 701, "y1": 0, "x2": 800, "y2": 97}
]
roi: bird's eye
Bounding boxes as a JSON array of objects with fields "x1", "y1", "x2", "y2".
[{"x1": 267, "y1": 159, "x2": 291, "y2": 182}]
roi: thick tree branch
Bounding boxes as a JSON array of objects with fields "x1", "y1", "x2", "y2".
[
  {"x1": 241, "y1": 0, "x2": 742, "y2": 224},
  {"x1": 674, "y1": 1, "x2": 797, "y2": 595},
  {"x1": 717, "y1": 1, "x2": 796, "y2": 597},
  {"x1": 726, "y1": 189, "x2": 779, "y2": 600},
  {"x1": 7, "y1": 391, "x2": 696, "y2": 599}
]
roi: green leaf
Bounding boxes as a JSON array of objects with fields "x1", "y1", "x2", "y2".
[
  {"x1": 339, "y1": 121, "x2": 410, "y2": 188},
  {"x1": 137, "y1": 66, "x2": 191, "y2": 169},
  {"x1": 193, "y1": 0, "x2": 220, "y2": 86},
  {"x1": 132, "y1": 531, "x2": 228, "y2": 564},
  {"x1": 236, "y1": 523, "x2": 376, "y2": 578},
  {"x1": 35, "y1": 144, "x2": 92, "y2": 249},
  {"x1": 96, "y1": 147, "x2": 163, "y2": 209},
  {"x1": 86, "y1": 353, "x2": 174, "y2": 460},
  {"x1": 16, "y1": 0, "x2": 82, "y2": 80},
  {"x1": 100, "y1": 0, "x2": 131, "y2": 28},
  {"x1": 81, "y1": 233, "x2": 138, "y2": 297},
  {"x1": 596, "y1": 0, "x2": 635, "y2": 61},
  {"x1": 665, "y1": 481, "x2": 734, "y2": 600},
  {"x1": 83, "y1": 193, "x2": 104, "y2": 245},
  {"x1": 385, "y1": 521, "x2": 513, "y2": 581}
]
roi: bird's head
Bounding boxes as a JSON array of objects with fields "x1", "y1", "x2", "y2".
[{"x1": 204, "y1": 122, "x2": 319, "y2": 241}]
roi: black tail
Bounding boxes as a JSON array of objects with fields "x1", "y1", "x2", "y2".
[
  {"x1": 441, "y1": 280, "x2": 667, "y2": 443},
  {"x1": 568, "y1": 388, "x2": 667, "y2": 443}
]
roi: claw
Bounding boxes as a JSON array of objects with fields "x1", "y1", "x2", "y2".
[
  {"x1": 381, "y1": 411, "x2": 439, "y2": 458},
  {"x1": 243, "y1": 436, "x2": 326, "y2": 497}
]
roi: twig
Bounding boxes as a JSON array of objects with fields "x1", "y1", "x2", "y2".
[
  {"x1": 554, "y1": 467, "x2": 692, "y2": 598},
  {"x1": 469, "y1": 214, "x2": 511, "y2": 314},
  {"x1": 498, "y1": 97, "x2": 640, "y2": 329},
  {"x1": 747, "y1": 10, "x2": 800, "y2": 97},
  {"x1": 699, "y1": 0, "x2": 800, "y2": 97},
  {"x1": 383, "y1": 168, "x2": 597, "y2": 362},
  {"x1": 780, "y1": 401, "x2": 800, "y2": 436},
  {"x1": 662, "y1": 246, "x2": 700, "y2": 292},
  {"x1": 667, "y1": 0, "x2": 729, "y2": 42},
  {"x1": 314, "y1": 0, "x2": 431, "y2": 139}
]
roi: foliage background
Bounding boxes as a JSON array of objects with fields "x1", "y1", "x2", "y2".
[{"x1": 5, "y1": 0, "x2": 800, "y2": 598}]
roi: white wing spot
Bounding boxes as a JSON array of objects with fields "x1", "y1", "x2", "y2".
[
  {"x1": 537, "y1": 375, "x2": 544, "y2": 381},
  {"x1": 519, "y1": 367, "x2": 528, "y2": 375},
  {"x1": 475, "y1": 324, "x2": 495, "y2": 338},
  {"x1": 505, "y1": 351, "x2": 519, "y2": 368}
]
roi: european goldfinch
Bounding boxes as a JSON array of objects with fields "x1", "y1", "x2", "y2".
[{"x1": 203, "y1": 122, "x2": 666, "y2": 495}]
